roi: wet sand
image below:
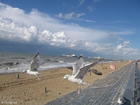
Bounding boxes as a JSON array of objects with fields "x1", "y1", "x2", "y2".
[{"x1": 0, "y1": 61, "x2": 130, "y2": 105}]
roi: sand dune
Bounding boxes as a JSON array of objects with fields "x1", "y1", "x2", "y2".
[{"x1": 0, "y1": 61, "x2": 130, "y2": 105}]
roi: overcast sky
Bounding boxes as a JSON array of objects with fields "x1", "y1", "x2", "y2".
[{"x1": 0, "y1": 0, "x2": 140, "y2": 59}]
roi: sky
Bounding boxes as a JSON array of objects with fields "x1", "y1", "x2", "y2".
[{"x1": 0, "y1": 0, "x2": 140, "y2": 59}]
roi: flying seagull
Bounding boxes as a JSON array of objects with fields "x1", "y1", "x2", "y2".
[
  {"x1": 23, "y1": 53, "x2": 41, "y2": 80},
  {"x1": 63, "y1": 56, "x2": 100, "y2": 94}
]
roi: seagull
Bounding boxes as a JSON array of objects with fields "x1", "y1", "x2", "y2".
[
  {"x1": 23, "y1": 53, "x2": 41, "y2": 80},
  {"x1": 63, "y1": 56, "x2": 100, "y2": 94},
  {"x1": 117, "y1": 96, "x2": 125, "y2": 105}
]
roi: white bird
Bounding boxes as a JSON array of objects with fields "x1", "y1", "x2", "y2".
[
  {"x1": 23, "y1": 53, "x2": 41, "y2": 80},
  {"x1": 117, "y1": 96, "x2": 125, "y2": 105},
  {"x1": 63, "y1": 56, "x2": 100, "y2": 94}
]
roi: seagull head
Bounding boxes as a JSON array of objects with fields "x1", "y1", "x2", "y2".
[{"x1": 62, "y1": 74, "x2": 70, "y2": 80}]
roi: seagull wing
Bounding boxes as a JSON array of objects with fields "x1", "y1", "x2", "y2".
[
  {"x1": 74, "y1": 61, "x2": 99, "y2": 79},
  {"x1": 30, "y1": 53, "x2": 40, "y2": 71},
  {"x1": 72, "y1": 57, "x2": 83, "y2": 76}
]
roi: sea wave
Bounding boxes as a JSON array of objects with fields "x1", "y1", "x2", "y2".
[
  {"x1": 0, "y1": 52, "x2": 117, "y2": 74},
  {"x1": 0, "y1": 62, "x2": 73, "y2": 74}
]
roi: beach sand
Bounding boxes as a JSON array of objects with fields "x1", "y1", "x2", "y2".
[{"x1": 0, "y1": 61, "x2": 130, "y2": 105}]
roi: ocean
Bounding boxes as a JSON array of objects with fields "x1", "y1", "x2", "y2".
[{"x1": 0, "y1": 52, "x2": 100, "y2": 74}]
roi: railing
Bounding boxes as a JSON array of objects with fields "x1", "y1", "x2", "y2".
[
  {"x1": 133, "y1": 62, "x2": 140, "y2": 105},
  {"x1": 122, "y1": 62, "x2": 138, "y2": 105}
]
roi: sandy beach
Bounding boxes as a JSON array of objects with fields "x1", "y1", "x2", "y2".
[{"x1": 0, "y1": 61, "x2": 130, "y2": 105}]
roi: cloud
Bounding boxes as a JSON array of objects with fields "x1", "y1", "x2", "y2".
[
  {"x1": 114, "y1": 40, "x2": 139, "y2": 58},
  {"x1": 41, "y1": 30, "x2": 69, "y2": 46},
  {"x1": 116, "y1": 44, "x2": 124, "y2": 51},
  {"x1": 123, "y1": 41, "x2": 130, "y2": 46},
  {"x1": 56, "y1": 12, "x2": 85, "y2": 20},
  {"x1": 77, "y1": 0, "x2": 85, "y2": 7},
  {"x1": 56, "y1": 13, "x2": 63, "y2": 18},
  {"x1": 0, "y1": 17, "x2": 113, "y2": 55},
  {"x1": 108, "y1": 31, "x2": 134, "y2": 45},
  {"x1": 87, "y1": 6, "x2": 94, "y2": 13},
  {"x1": 107, "y1": 20, "x2": 125, "y2": 24},
  {"x1": 0, "y1": 2, "x2": 108, "y2": 42},
  {"x1": 115, "y1": 31, "x2": 135, "y2": 35},
  {"x1": 70, "y1": 40, "x2": 114, "y2": 55},
  {"x1": 116, "y1": 41, "x2": 130, "y2": 51},
  {"x1": 0, "y1": 17, "x2": 69, "y2": 46},
  {"x1": 63, "y1": 12, "x2": 75, "y2": 20},
  {"x1": 118, "y1": 47, "x2": 140, "y2": 57},
  {"x1": 114, "y1": 43, "x2": 140, "y2": 59},
  {"x1": 117, "y1": 38, "x2": 123, "y2": 41},
  {"x1": 85, "y1": 19, "x2": 96, "y2": 23},
  {"x1": 108, "y1": 31, "x2": 134, "y2": 38},
  {"x1": 0, "y1": 3, "x2": 139, "y2": 59}
]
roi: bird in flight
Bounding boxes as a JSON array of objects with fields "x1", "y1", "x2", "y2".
[
  {"x1": 23, "y1": 53, "x2": 41, "y2": 80},
  {"x1": 63, "y1": 56, "x2": 101, "y2": 94}
]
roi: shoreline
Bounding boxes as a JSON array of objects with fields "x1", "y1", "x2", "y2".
[
  {"x1": 0, "y1": 61, "x2": 130, "y2": 105},
  {"x1": 0, "y1": 66, "x2": 73, "y2": 75},
  {"x1": 0, "y1": 61, "x2": 125, "y2": 75}
]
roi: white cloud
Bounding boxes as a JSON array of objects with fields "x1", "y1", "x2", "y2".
[
  {"x1": 56, "y1": 12, "x2": 85, "y2": 20},
  {"x1": 115, "y1": 31, "x2": 135, "y2": 35},
  {"x1": 114, "y1": 40, "x2": 140, "y2": 58},
  {"x1": 85, "y1": 20, "x2": 96, "y2": 23},
  {"x1": 0, "y1": 17, "x2": 69, "y2": 46},
  {"x1": 116, "y1": 44, "x2": 124, "y2": 51},
  {"x1": 107, "y1": 20, "x2": 124, "y2": 24},
  {"x1": 77, "y1": 0, "x2": 85, "y2": 6},
  {"x1": 92, "y1": 43, "x2": 113, "y2": 54},
  {"x1": 119, "y1": 47, "x2": 139, "y2": 57},
  {"x1": 77, "y1": 13, "x2": 85, "y2": 18},
  {"x1": 116, "y1": 41, "x2": 130, "y2": 51},
  {"x1": 56, "y1": 12, "x2": 95, "y2": 23},
  {"x1": 70, "y1": 40, "x2": 114, "y2": 55},
  {"x1": 117, "y1": 38, "x2": 123, "y2": 43},
  {"x1": 0, "y1": 3, "x2": 107, "y2": 42},
  {"x1": 64, "y1": 12, "x2": 75, "y2": 20},
  {"x1": 117, "y1": 38, "x2": 123, "y2": 41},
  {"x1": 87, "y1": 6, "x2": 94, "y2": 13},
  {"x1": 23, "y1": 26, "x2": 39, "y2": 42},
  {"x1": 70, "y1": 39, "x2": 85, "y2": 48},
  {"x1": 56, "y1": 13, "x2": 63, "y2": 18},
  {"x1": 123, "y1": 41, "x2": 130, "y2": 46},
  {"x1": 108, "y1": 31, "x2": 134, "y2": 38},
  {"x1": 0, "y1": 3, "x2": 139, "y2": 59},
  {"x1": 40, "y1": 31, "x2": 69, "y2": 46}
]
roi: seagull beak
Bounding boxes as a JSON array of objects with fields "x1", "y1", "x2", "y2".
[{"x1": 62, "y1": 78, "x2": 64, "y2": 81}]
